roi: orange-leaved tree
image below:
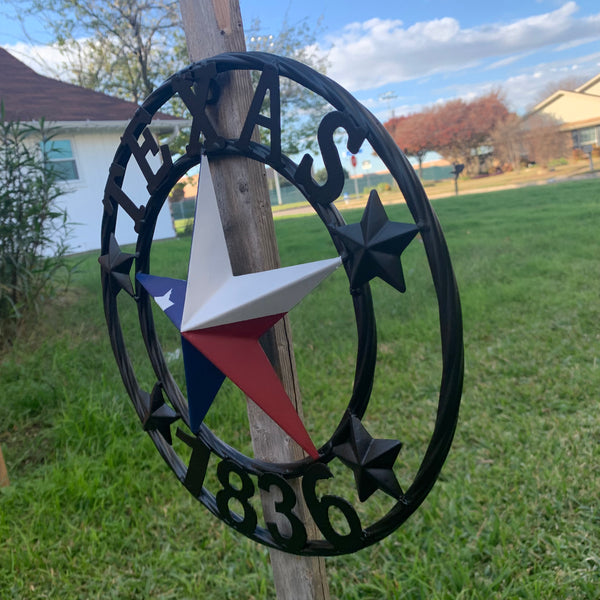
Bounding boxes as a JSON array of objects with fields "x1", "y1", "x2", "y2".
[{"x1": 385, "y1": 108, "x2": 438, "y2": 179}]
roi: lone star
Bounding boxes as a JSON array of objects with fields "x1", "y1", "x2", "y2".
[
  {"x1": 332, "y1": 415, "x2": 403, "y2": 502},
  {"x1": 98, "y1": 233, "x2": 137, "y2": 296},
  {"x1": 332, "y1": 189, "x2": 419, "y2": 293},
  {"x1": 137, "y1": 160, "x2": 341, "y2": 459}
]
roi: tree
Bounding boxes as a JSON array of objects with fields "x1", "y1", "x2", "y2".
[
  {"x1": 385, "y1": 92, "x2": 510, "y2": 177},
  {"x1": 246, "y1": 17, "x2": 330, "y2": 156},
  {"x1": 21, "y1": 3, "x2": 329, "y2": 156},
  {"x1": 21, "y1": 0, "x2": 186, "y2": 104},
  {"x1": 521, "y1": 113, "x2": 569, "y2": 167},
  {"x1": 489, "y1": 113, "x2": 525, "y2": 171},
  {"x1": 532, "y1": 75, "x2": 589, "y2": 108},
  {"x1": 385, "y1": 108, "x2": 437, "y2": 179},
  {"x1": 0, "y1": 110, "x2": 71, "y2": 342},
  {"x1": 433, "y1": 92, "x2": 509, "y2": 174},
  {"x1": 490, "y1": 112, "x2": 569, "y2": 170}
]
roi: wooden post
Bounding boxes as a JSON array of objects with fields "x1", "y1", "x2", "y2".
[
  {"x1": 178, "y1": 2, "x2": 330, "y2": 599},
  {"x1": 0, "y1": 445, "x2": 9, "y2": 487}
]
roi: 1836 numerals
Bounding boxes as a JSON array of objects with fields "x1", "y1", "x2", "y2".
[{"x1": 178, "y1": 429, "x2": 362, "y2": 553}]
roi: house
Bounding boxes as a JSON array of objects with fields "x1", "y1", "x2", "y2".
[
  {"x1": 530, "y1": 74, "x2": 600, "y2": 149},
  {"x1": 0, "y1": 48, "x2": 188, "y2": 253}
]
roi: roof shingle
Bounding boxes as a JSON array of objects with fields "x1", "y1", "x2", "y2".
[{"x1": 0, "y1": 47, "x2": 174, "y2": 123}]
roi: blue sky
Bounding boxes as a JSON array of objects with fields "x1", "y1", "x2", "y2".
[
  {"x1": 241, "y1": 0, "x2": 600, "y2": 117},
  {"x1": 1, "y1": 0, "x2": 600, "y2": 120}
]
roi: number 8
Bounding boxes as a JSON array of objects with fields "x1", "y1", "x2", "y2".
[{"x1": 215, "y1": 460, "x2": 257, "y2": 535}]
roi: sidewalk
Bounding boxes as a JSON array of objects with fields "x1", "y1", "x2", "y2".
[{"x1": 273, "y1": 168, "x2": 599, "y2": 218}]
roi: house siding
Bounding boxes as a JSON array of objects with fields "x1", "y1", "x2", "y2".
[
  {"x1": 529, "y1": 74, "x2": 600, "y2": 151},
  {"x1": 538, "y1": 93, "x2": 600, "y2": 125},
  {"x1": 54, "y1": 130, "x2": 175, "y2": 253},
  {"x1": 0, "y1": 48, "x2": 183, "y2": 255}
]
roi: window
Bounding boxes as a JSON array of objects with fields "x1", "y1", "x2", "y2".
[
  {"x1": 576, "y1": 127, "x2": 598, "y2": 146},
  {"x1": 41, "y1": 140, "x2": 79, "y2": 181}
]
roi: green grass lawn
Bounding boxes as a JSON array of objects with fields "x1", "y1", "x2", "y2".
[{"x1": 1, "y1": 179, "x2": 599, "y2": 599}]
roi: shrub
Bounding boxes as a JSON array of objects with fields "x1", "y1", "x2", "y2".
[{"x1": 0, "y1": 108, "x2": 71, "y2": 343}]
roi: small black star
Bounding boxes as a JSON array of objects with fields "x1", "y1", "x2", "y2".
[
  {"x1": 141, "y1": 383, "x2": 180, "y2": 445},
  {"x1": 332, "y1": 415, "x2": 403, "y2": 502},
  {"x1": 98, "y1": 233, "x2": 137, "y2": 296},
  {"x1": 332, "y1": 189, "x2": 419, "y2": 292}
]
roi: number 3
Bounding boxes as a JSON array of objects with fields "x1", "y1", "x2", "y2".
[{"x1": 258, "y1": 473, "x2": 308, "y2": 553}]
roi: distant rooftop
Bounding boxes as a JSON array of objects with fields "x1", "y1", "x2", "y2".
[{"x1": 0, "y1": 47, "x2": 178, "y2": 124}]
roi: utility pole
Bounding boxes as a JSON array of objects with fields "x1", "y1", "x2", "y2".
[{"x1": 178, "y1": 2, "x2": 330, "y2": 598}]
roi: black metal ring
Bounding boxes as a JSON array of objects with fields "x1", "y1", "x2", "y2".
[{"x1": 100, "y1": 51, "x2": 463, "y2": 555}]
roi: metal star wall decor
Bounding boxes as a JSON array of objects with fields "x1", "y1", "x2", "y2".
[
  {"x1": 137, "y1": 162, "x2": 340, "y2": 458},
  {"x1": 100, "y1": 52, "x2": 463, "y2": 556},
  {"x1": 98, "y1": 234, "x2": 136, "y2": 297},
  {"x1": 332, "y1": 415, "x2": 403, "y2": 502},
  {"x1": 141, "y1": 383, "x2": 179, "y2": 445},
  {"x1": 332, "y1": 189, "x2": 419, "y2": 292}
]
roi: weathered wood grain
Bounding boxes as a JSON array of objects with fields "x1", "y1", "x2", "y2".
[
  {"x1": 178, "y1": 1, "x2": 330, "y2": 598},
  {"x1": 0, "y1": 445, "x2": 9, "y2": 487}
]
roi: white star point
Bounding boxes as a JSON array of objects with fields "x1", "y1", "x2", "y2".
[
  {"x1": 155, "y1": 289, "x2": 175, "y2": 311},
  {"x1": 180, "y1": 161, "x2": 341, "y2": 332}
]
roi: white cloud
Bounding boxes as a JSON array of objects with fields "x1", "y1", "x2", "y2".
[
  {"x1": 486, "y1": 53, "x2": 532, "y2": 71},
  {"x1": 441, "y1": 51, "x2": 600, "y2": 113},
  {"x1": 325, "y1": 2, "x2": 600, "y2": 92},
  {"x1": 4, "y1": 41, "x2": 69, "y2": 79}
]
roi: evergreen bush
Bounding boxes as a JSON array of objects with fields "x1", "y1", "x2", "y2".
[{"x1": 0, "y1": 107, "x2": 72, "y2": 343}]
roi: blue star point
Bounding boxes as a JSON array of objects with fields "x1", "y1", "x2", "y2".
[{"x1": 136, "y1": 161, "x2": 341, "y2": 459}]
